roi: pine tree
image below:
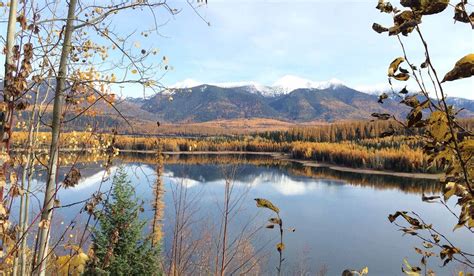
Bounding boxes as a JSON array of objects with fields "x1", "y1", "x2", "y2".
[{"x1": 85, "y1": 167, "x2": 161, "y2": 275}]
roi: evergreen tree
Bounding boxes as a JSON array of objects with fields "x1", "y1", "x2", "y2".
[{"x1": 85, "y1": 167, "x2": 161, "y2": 275}]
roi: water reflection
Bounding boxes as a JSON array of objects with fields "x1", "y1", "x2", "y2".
[
  {"x1": 122, "y1": 152, "x2": 442, "y2": 195},
  {"x1": 28, "y1": 153, "x2": 466, "y2": 275},
  {"x1": 64, "y1": 152, "x2": 441, "y2": 196}
]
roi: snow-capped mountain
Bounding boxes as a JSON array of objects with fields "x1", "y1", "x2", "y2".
[
  {"x1": 170, "y1": 75, "x2": 346, "y2": 97},
  {"x1": 272, "y1": 75, "x2": 345, "y2": 93}
]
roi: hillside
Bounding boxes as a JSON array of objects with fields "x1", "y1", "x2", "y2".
[
  {"x1": 139, "y1": 84, "x2": 404, "y2": 122},
  {"x1": 18, "y1": 81, "x2": 474, "y2": 129}
]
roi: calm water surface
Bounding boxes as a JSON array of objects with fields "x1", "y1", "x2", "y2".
[{"x1": 31, "y1": 154, "x2": 473, "y2": 275}]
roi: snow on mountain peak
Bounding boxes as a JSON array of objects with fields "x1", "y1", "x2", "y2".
[
  {"x1": 272, "y1": 75, "x2": 344, "y2": 92},
  {"x1": 169, "y1": 76, "x2": 346, "y2": 96}
]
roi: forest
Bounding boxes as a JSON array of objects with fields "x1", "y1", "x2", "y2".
[{"x1": 13, "y1": 118, "x2": 466, "y2": 173}]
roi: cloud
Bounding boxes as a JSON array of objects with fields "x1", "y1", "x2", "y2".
[{"x1": 163, "y1": 170, "x2": 341, "y2": 196}]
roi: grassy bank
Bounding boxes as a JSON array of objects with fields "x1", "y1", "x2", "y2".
[{"x1": 12, "y1": 131, "x2": 436, "y2": 173}]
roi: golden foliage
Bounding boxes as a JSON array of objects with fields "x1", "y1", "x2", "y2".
[{"x1": 442, "y1": 53, "x2": 474, "y2": 82}]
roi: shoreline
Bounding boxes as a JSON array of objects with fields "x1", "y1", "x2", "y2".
[
  {"x1": 12, "y1": 148, "x2": 441, "y2": 180},
  {"x1": 119, "y1": 150, "x2": 442, "y2": 180}
]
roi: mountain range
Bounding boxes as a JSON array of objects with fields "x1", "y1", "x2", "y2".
[
  {"x1": 15, "y1": 77, "x2": 474, "y2": 126},
  {"x1": 122, "y1": 80, "x2": 473, "y2": 123}
]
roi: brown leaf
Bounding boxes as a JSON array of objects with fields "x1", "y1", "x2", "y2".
[
  {"x1": 276, "y1": 242, "x2": 285, "y2": 252},
  {"x1": 394, "y1": 73, "x2": 410, "y2": 81},
  {"x1": 16, "y1": 15, "x2": 27, "y2": 30},
  {"x1": 372, "y1": 23, "x2": 389, "y2": 33},
  {"x1": 389, "y1": 211, "x2": 426, "y2": 229},
  {"x1": 453, "y1": 2, "x2": 474, "y2": 23},
  {"x1": 454, "y1": 201, "x2": 474, "y2": 231},
  {"x1": 389, "y1": 11, "x2": 421, "y2": 36},
  {"x1": 10, "y1": 185, "x2": 24, "y2": 197},
  {"x1": 371, "y1": 113, "x2": 391, "y2": 120},
  {"x1": 378, "y1": 93, "x2": 389, "y2": 104},
  {"x1": 401, "y1": 95, "x2": 420, "y2": 108},
  {"x1": 376, "y1": 0, "x2": 394, "y2": 13},
  {"x1": 440, "y1": 245, "x2": 460, "y2": 266},
  {"x1": 269, "y1": 217, "x2": 282, "y2": 225},
  {"x1": 407, "y1": 108, "x2": 422, "y2": 128},
  {"x1": 15, "y1": 101, "x2": 28, "y2": 111},
  {"x1": 63, "y1": 168, "x2": 81, "y2": 188},
  {"x1": 399, "y1": 67, "x2": 410, "y2": 74},
  {"x1": 422, "y1": 241, "x2": 433, "y2": 248},
  {"x1": 399, "y1": 86, "x2": 409, "y2": 94},
  {"x1": 401, "y1": 0, "x2": 449, "y2": 15},
  {"x1": 442, "y1": 54, "x2": 474, "y2": 82}
]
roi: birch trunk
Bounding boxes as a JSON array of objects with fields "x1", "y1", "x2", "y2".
[
  {"x1": 17, "y1": 81, "x2": 46, "y2": 275},
  {"x1": 34, "y1": 0, "x2": 77, "y2": 274},
  {"x1": 1, "y1": 0, "x2": 18, "y2": 270},
  {"x1": 0, "y1": 0, "x2": 18, "y2": 200}
]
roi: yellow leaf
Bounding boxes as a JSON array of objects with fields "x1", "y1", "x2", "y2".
[
  {"x1": 442, "y1": 53, "x2": 474, "y2": 82},
  {"x1": 276, "y1": 242, "x2": 285, "y2": 252},
  {"x1": 86, "y1": 95, "x2": 96, "y2": 104},
  {"x1": 388, "y1": 57, "x2": 405, "y2": 76},
  {"x1": 360, "y1": 266, "x2": 369, "y2": 275},
  {"x1": 402, "y1": 258, "x2": 421, "y2": 276},
  {"x1": 444, "y1": 182, "x2": 457, "y2": 201},
  {"x1": 429, "y1": 111, "x2": 449, "y2": 141},
  {"x1": 394, "y1": 73, "x2": 410, "y2": 81},
  {"x1": 254, "y1": 198, "x2": 280, "y2": 213},
  {"x1": 131, "y1": 69, "x2": 138, "y2": 74},
  {"x1": 56, "y1": 252, "x2": 89, "y2": 276}
]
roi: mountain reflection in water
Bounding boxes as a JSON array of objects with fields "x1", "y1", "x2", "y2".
[{"x1": 29, "y1": 153, "x2": 466, "y2": 275}]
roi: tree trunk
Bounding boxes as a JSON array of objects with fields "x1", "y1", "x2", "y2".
[
  {"x1": 33, "y1": 0, "x2": 77, "y2": 274},
  {"x1": 1, "y1": 0, "x2": 18, "y2": 271},
  {"x1": 18, "y1": 82, "x2": 44, "y2": 276},
  {"x1": 0, "y1": 0, "x2": 18, "y2": 145},
  {"x1": 0, "y1": 0, "x2": 18, "y2": 202}
]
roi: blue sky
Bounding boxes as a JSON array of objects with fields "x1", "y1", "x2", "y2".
[
  {"x1": 0, "y1": 1, "x2": 471, "y2": 99},
  {"x1": 129, "y1": 0, "x2": 473, "y2": 99}
]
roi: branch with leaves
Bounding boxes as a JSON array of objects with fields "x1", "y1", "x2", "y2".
[
  {"x1": 372, "y1": 0, "x2": 473, "y2": 273},
  {"x1": 255, "y1": 198, "x2": 295, "y2": 276}
]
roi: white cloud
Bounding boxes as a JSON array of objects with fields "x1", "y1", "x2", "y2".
[
  {"x1": 69, "y1": 166, "x2": 118, "y2": 191},
  {"x1": 163, "y1": 170, "x2": 340, "y2": 196},
  {"x1": 171, "y1": 78, "x2": 203, "y2": 88}
]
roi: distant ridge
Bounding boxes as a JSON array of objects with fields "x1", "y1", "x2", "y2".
[
  {"x1": 138, "y1": 83, "x2": 474, "y2": 123},
  {"x1": 17, "y1": 79, "x2": 473, "y2": 126}
]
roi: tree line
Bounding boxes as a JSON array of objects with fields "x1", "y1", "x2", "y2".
[{"x1": 12, "y1": 131, "x2": 439, "y2": 173}]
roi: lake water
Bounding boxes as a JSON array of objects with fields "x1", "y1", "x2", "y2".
[{"x1": 29, "y1": 153, "x2": 473, "y2": 275}]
